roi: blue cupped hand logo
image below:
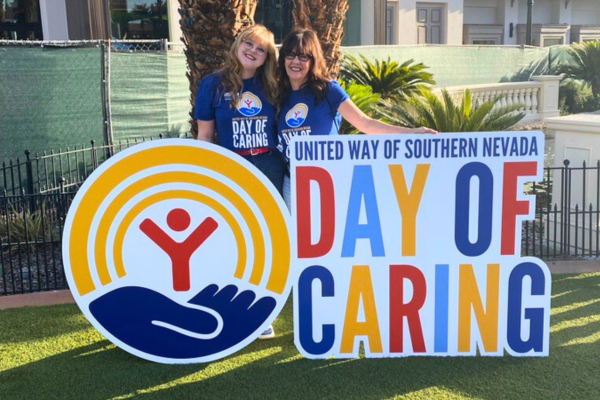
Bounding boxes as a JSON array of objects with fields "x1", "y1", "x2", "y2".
[{"x1": 89, "y1": 284, "x2": 276, "y2": 359}]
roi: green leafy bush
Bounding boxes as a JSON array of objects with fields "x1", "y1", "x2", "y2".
[
  {"x1": 374, "y1": 89, "x2": 526, "y2": 132},
  {"x1": 340, "y1": 54, "x2": 435, "y2": 101},
  {"x1": 559, "y1": 80, "x2": 600, "y2": 114},
  {"x1": 339, "y1": 82, "x2": 381, "y2": 135},
  {"x1": 555, "y1": 41, "x2": 600, "y2": 98},
  {"x1": 0, "y1": 203, "x2": 59, "y2": 253}
]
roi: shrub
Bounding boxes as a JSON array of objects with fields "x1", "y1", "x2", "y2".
[
  {"x1": 0, "y1": 203, "x2": 59, "y2": 253},
  {"x1": 374, "y1": 89, "x2": 526, "y2": 132},
  {"x1": 555, "y1": 40, "x2": 600, "y2": 98},
  {"x1": 339, "y1": 81, "x2": 381, "y2": 135},
  {"x1": 340, "y1": 54, "x2": 435, "y2": 101},
  {"x1": 559, "y1": 80, "x2": 600, "y2": 114}
]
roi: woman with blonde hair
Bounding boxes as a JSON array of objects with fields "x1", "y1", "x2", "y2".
[
  {"x1": 277, "y1": 29, "x2": 436, "y2": 208},
  {"x1": 195, "y1": 25, "x2": 283, "y2": 340},
  {"x1": 195, "y1": 24, "x2": 285, "y2": 196}
]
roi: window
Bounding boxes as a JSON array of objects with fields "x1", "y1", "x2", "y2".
[
  {"x1": 255, "y1": 0, "x2": 293, "y2": 43},
  {"x1": 542, "y1": 37, "x2": 563, "y2": 47},
  {"x1": 472, "y1": 39, "x2": 497, "y2": 45},
  {"x1": 110, "y1": 0, "x2": 169, "y2": 40},
  {"x1": 0, "y1": 0, "x2": 42, "y2": 40},
  {"x1": 463, "y1": 25, "x2": 503, "y2": 45}
]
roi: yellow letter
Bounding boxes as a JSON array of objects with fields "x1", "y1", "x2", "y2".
[
  {"x1": 340, "y1": 265, "x2": 383, "y2": 354},
  {"x1": 458, "y1": 263, "x2": 500, "y2": 353},
  {"x1": 388, "y1": 164, "x2": 430, "y2": 256}
]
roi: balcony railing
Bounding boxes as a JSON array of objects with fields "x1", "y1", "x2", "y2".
[{"x1": 434, "y1": 75, "x2": 562, "y2": 123}]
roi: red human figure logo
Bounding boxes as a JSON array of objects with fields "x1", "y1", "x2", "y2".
[{"x1": 139, "y1": 208, "x2": 218, "y2": 291}]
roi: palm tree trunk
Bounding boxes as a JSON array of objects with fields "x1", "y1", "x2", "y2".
[
  {"x1": 593, "y1": 83, "x2": 600, "y2": 99},
  {"x1": 292, "y1": 0, "x2": 349, "y2": 78},
  {"x1": 178, "y1": 0, "x2": 257, "y2": 138}
]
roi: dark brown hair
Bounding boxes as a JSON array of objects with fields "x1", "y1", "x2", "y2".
[{"x1": 278, "y1": 29, "x2": 330, "y2": 105}]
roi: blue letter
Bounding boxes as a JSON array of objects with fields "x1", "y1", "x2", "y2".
[
  {"x1": 298, "y1": 266, "x2": 335, "y2": 355},
  {"x1": 455, "y1": 162, "x2": 493, "y2": 256},
  {"x1": 434, "y1": 264, "x2": 449, "y2": 353},
  {"x1": 507, "y1": 262, "x2": 546, "y2": 353},
  {"x1": 342, "y1": 165, "x2": 385, "y2": 257}
]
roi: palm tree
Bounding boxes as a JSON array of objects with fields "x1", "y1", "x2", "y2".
[
  {"x1": 341, "y1": 54, "x2": 435, "y2": 101},
  {"x1": 132, "y1": 3, "x2": 151, "y2": 15},
  {"x1": 555, "y1": 40, "x2": 600, "y2": 98},
  {"x1": 374, "y1": 89, "x2": 526, "y2": 132},
  {"x1": 178, "y1": 0, "x2": 257, "y2": 138},
  {"x1": 292, "y1": 0, "x2": 349, "y2": 78},
  {"x1": 339, "y1": 82, "x2": 381, "y2": 134}
]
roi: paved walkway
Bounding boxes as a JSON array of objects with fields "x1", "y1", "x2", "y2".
[{"x1": 1, "y1": 260, "x2": 600, "y2": 311}]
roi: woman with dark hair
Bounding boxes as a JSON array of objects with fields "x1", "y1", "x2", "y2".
[
  {"x1": 277, "y1": 29, "x2": 435, "y2": 208},
  {"x1": 195, "y1": 24, "x2": 285, "y2": 197}
]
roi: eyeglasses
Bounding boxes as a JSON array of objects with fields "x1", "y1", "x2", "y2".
[
  {"x1": 285, "y1": 52, "x2": 312, "y2": 62},
  {"x1": 242, "y1": 40, "x2": 266, "y2": 56}
]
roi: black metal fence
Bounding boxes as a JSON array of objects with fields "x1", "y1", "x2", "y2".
[
  {"x1": 0, "y1": 135, "x2": 171, "y2": 295},
  {"x1": 522, "y1": 160, "x2": 600, "y2": 260},
  {"x1": 2, "y1": 143, "x2": 600, "y2": 295},
  {"x1": 1, "y1": 136, "x2": 167, "y2": 196},
  {"x1": 0, "y1": 189, "x2": 73, "y2": 295}
]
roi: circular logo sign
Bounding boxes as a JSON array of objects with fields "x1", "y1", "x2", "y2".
[
  {"x1": 62, "y1": 139, "x2": 292, "y2": 364},
  {"x1": 237, "y1": 92, "x2": 262, "y2": 117},
  {"x1": 285, "y1": 104, "x2": 308, "y2": 128}
]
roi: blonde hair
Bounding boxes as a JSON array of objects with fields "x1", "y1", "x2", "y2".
[{"x1": 219, "y1": 25, "x2": 278, "y2": 107}]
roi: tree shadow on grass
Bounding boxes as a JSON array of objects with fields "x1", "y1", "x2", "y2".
[
  {"x1": 130, "y1": 274, "x2": 600, "y2": 400},
  {"x1": 0, "y1": 339, "x2": 210, "y2": 400},
  {"x1": 2, "y1": 274, "x2": 600, "y2": 400},
  {"x1": 0, "y1": 304, "x2": 88, "y2": 345}
]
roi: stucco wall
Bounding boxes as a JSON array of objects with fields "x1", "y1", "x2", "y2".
[
  {"x1": 518, "y1": 0, "x2": 554, "y2": 24},
  {"x1": 572, "y1": 0, "x2": 600, "y2": 25},
  {"x1": 464, "y1": 0, "x2": 497, "y2": 25}
]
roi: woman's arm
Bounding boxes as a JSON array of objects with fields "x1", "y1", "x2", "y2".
[
  {"x1": 338, "y1": 99, "x2": 436, "y2": 134},
  {"x1": 196, "y1": 120, "x2": 216, "y2": 142}
]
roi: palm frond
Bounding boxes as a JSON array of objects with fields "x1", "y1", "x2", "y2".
[{"x1": 341, "y1": 53, "x2": 435, "y2": 101}]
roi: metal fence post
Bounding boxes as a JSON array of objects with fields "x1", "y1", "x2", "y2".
[
  {"x1": 24, "y1": 150, "x2": 34, "y2": 195},
  {"x1": 100, "y1": 40, "x2": 114, "y2": 158},
  {"x1": 91, "y1": 140, "x2": 98, "y2": 169},
  {"x1": 562, "y1": 159, "x2": 571, "y2": 255}
]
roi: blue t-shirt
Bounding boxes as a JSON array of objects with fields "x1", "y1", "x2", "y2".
[
  {"x1": 278, "y1": 80, "x2": 349, "y2": 162},
  {"x1": 195, "y1": 73, "x2": 278, "y2": 152}
]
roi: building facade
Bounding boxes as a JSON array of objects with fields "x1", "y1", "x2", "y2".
[{"x1": 2, "y1": 0, "x2": 599, "y2": 46}]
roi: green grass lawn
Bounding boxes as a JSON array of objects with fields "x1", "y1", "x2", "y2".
[{"x1": 1, "y1": 273, "x2": 600, "y2": 400}]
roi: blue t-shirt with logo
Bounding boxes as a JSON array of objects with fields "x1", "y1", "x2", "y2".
[
  {"x1": 278, "y1": 80, "x2": 349, "y2": 162},
  {"x1": 195, "y1": 73, "x2": 278, "y2": 152}
]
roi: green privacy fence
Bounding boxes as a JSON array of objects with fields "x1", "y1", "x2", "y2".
[
  {"x1": 0, "y1": 43, "x2": 105, "y2": 164},
  {"x1": 1, "y1": 41, "x2": 571, "y2": 164},
  {"x1": 342, "y1": 44, "x2": 558, "y2": 87},
  {"x1": 110, "y1": 51, "x2": 189, "y2": 141},
  {"x1": 0, "y1": 40, "x2": 190, "y2": 164}
]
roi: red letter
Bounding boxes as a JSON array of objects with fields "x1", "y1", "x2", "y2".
[
  {"x1": 389, "y1": 264, "x2": 426, "y2": 353},
  {"x1": 296, "y1": 166, "x2": 335, "y2": 258},
  {"x1": 501, "y1": 162, "x2": 537, "y2": 255}
]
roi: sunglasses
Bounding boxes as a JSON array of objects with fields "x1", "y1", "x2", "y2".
[{"x1": 285, "y1": 52, "x2": 312, "y2": 62}]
